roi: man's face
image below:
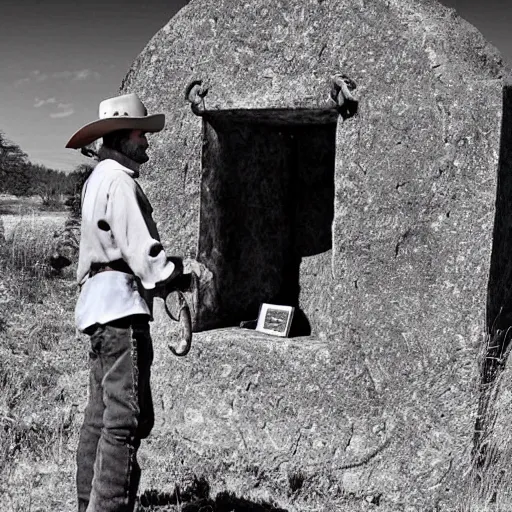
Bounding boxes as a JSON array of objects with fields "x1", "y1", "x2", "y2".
[{"x1": 121, "y1": 129, "x2": 149, "y2": 164}]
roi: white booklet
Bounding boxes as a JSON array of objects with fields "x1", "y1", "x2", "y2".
[{"x1": 256, "y1": 303, "x2": 295, "y2": 337}]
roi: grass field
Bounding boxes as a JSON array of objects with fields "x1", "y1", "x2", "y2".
[
  {"x1": 0, "y1": 194, "x2": 43, "y2": 213},
  {"x1": 0, "y1": 194, "x2": 67, "y2": 240},
  {"x1": 0, "y1": 196, "x2": 83, "y2": 511}
]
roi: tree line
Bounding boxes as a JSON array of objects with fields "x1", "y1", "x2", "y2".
[{"x1": 0, "y1": 130, "x2": 91, "y2": 208}]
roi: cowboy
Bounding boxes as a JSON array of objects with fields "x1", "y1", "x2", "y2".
[{"x1": 66, "y1": 92, "x2": 182, "y2": 512}]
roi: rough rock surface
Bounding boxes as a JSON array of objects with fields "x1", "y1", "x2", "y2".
[{"x1": 120, "y1": 0, "x2": 509, "y2": 509}]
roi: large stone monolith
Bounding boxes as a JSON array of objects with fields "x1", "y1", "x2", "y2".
[{"x1": 119, "y1": 0, "x2": 511, "y2": 509}]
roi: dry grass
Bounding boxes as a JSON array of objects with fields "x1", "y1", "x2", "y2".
[
  {"x1": 455, "y1": 326, "x2": 512, "y2": 512},
  {"x1": 2, "y1": 214, "x2": 56, "y2": 268},
  {"x1": 0, "y1": 213, "x2": 84, "y2": 511},
  {"x1": 459, "y1": 388, "x2": 512, "y2": 510},
  {"x1": 0, "y1": 212, "x2": 68, "y2": 305}
]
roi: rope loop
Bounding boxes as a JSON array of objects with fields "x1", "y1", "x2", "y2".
[
  {"x1": 185, "y1": 80, "x2": 208, "y2": 115},
  {"x1": 330, "y1": 74, "x2": 358, "y2": 119},
  {"x1": 165, "y1": 289, "x2": 193, "y2": 357}
]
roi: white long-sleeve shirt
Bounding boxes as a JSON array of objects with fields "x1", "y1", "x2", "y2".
[{"x1": 75, "y1": 158, "x2": 175, "y2": 331}]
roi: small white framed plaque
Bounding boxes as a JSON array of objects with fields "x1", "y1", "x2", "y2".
[{"x1": 256, "y1": 303, "x2": 295, "y2": 337}]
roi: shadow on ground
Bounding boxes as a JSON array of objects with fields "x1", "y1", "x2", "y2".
[{"x1": 136, "y1": 476, "x2": 288, "y2": 512}]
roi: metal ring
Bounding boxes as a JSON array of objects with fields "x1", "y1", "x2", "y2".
[{"x1": 165, "y1": 290, "x2": 192, "y2": 357}]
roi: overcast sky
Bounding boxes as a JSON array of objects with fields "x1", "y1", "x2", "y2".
[{"x1": 1, "y1": 0, "x2": 511, "y2": 172}]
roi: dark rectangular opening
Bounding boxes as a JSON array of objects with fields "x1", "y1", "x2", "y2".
[{"x1": 198, "y1": 111, "x2": 337, "y2": 334}]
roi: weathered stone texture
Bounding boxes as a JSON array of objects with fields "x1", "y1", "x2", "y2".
[{"x1": 121, "y1": 0, "x2": 508, "y2": 509}]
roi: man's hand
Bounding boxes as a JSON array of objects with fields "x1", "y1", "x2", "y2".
[{"x1": 153, "y1": 256, "x2": 184, "y2": 299}]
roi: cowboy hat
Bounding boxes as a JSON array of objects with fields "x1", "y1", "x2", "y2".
[{"x1": 65, "y1": 93, "x2": 165, "y2": 149}]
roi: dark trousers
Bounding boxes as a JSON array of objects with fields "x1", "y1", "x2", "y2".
[{"x1": 76, "y1": 316, "x2": 154, "y2": 512}]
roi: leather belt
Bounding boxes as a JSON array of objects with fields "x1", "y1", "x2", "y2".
[{"x1": 89, "y1": 259, "x2": 134, "y2": 277}]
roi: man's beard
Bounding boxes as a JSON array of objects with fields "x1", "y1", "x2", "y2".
[{"x1": 119, "y1": 138, "x2": 149, "y2": 164}]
